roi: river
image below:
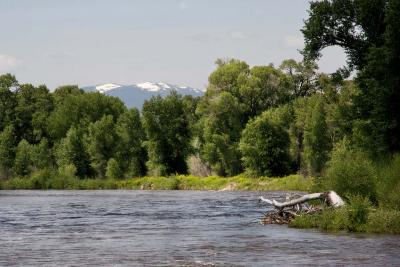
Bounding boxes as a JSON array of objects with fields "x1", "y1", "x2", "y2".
[{"x1": 0, "y1": 190, "x2": 399, "y2": 266}]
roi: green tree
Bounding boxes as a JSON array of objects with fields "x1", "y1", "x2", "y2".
[
  {"x1": 115, "y1": 108, "x2": 147, "y2": 177},
  {"x1": 56, "y1": 127, "x2": 91, "y2": 177},
  {"x1": 86, "y1": 115, "x2": 117, "y2": 178},
  {"x1": 14, "y1": 84, "x2": 54, "y2": 143},
  {"x1": 208, "y1": 59, "x2": 249, "y2": 98},
  {"x1": 239, "y1": 65, "x2": 291, "y2": 119},
  {"x1": 196, "y1": 92, "x2": 244, "y2": 176},
  {"x1": 304, "y1": 97, "x2": 331, "y2": 175},
  {"x1": 14, "y1": 139, "x2": 32, "y2": 177},
  {"x1": 106, "y1": 158, "x2": 123, "y2": 179},
  {"x1": 0, "y1": 126, "x2": 16, "y2": 178},
  {"x1": 52, "y1": 85, "x2": 84, "y2": 106},
  {"x1": 302, "y1": 0, "x2": 400, "y2": 155},
  {"x1": 31, "y1": 138, "x2": 52, "y2": 171},
  {"x1": 239, "y1": 111, "x2": 291, "y2": 177},
  {"x1": 142, "y1": 92, "x2": 191, "y2": 176},
  {"x1": 47, "y1": 92, "x2": 126, "y2": 141},
  {"x1": 0, "y1": 74, "x2": 17, "y2": 131},
  {"x1": 279, "y1": 59, "x2": 319, "y2": 98}
]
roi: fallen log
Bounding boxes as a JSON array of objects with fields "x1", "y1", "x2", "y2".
[
  {"x1": 259, "y1": 191, "x2": 345, "y2": 210},
  {"x1": 258, "y1": 191, "x2": 345, "y2": 225}
]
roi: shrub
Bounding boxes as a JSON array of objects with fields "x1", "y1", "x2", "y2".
[
  {"x1": 376, "y1": 154, "x2": 400, "y2": 210},
  {"x1": 30, "y1": 168, "x2": 57, "y2": 189},
  {"x1": 345, "y1": 195, "x2": 371, "y2": 232},
  {"x1": 322, "y1": 140, "x2": 377, "y2": 203},
  {"x1": 367, "y1": 209, "x2": 400, "y2": 234}
]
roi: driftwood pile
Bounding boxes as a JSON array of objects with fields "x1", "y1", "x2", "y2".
[{"x1": 258, "y1": 191, "x2": 345, "y2": 225}]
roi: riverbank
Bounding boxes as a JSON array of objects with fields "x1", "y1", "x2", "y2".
[
  {"x1": 289, "y1": 205, "x2": 400, "y2": 234},
  {"x1": 0, "y1": 173, "x2": 313, "y2": 191}
]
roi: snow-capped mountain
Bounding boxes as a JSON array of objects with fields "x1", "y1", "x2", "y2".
[{"x1": 83, "y1": 82, "x2": 204, "y2": 109}]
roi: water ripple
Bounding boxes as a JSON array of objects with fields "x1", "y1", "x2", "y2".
[{"x1": 0, "y1": 190, "x2": 399, "y2": 266}]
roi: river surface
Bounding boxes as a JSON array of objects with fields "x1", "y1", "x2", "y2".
[{"x1": 0, "y1": 190, "x2": 399, "y2": 266}]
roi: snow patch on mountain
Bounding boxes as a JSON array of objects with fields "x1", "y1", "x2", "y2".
[
  {"x1": 136, "y1": 82, "x2": 176, "y2": 92},
  {"x1": 96, "y1": 83, "x2": 122, "y2": 93}
]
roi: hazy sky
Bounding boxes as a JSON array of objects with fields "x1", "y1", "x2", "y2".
[{"x1": 0, "y1": 0, "x2": 346, "y2": 90}]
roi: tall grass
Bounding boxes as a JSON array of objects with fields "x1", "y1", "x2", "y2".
[
  {"x1": 0, "y1": 173, "x2": 312, "y2": 191},
  {"x1": 290, "y1": 195, "x2": 400, "y2": 234}
]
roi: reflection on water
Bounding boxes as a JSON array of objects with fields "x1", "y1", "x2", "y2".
[{"x1": 0, "y1": 190, "x2": 399, "y2": 266}]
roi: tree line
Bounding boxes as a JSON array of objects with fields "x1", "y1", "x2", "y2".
[
  {"x1": 0, "y1": 0, "x2": 398, "y2": 187},
  {"x1": 0, "y1": 59, "x2": 371, "y2": 181}
]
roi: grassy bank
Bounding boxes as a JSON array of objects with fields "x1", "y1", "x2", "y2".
[
  {"x1": 0, "y1": 173, "x2": 313, "y2": 191},
  {"x1": 289, "y1": 197, "x2": 400, "y2": 234},
  {"x1": 288, "y1": 149, "x2": 400, "y2": 234}
]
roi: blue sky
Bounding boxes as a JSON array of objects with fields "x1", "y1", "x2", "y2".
[{"x1": 0, "y1": 0, "x2": 346, "y2": 90}]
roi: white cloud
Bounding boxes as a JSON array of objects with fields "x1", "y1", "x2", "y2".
[
  {"x1": 284, "y1": 35, "x2": 304, "y2": 48},
  {"x1": 0, "y1": 54, "x2": 21, "y2": 73}
]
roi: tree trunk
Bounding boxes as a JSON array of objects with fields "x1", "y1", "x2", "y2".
[{"x1": 259, "y1": 191, "x2": 345, "y2": 210}]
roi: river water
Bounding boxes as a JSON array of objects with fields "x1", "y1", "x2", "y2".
[{"x1": 0, "y1": 190, "x2": 399, "y2": 266}]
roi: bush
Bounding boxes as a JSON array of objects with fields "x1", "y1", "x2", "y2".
[
  {"x1": 30, "y1": 168, "x2": 57, "y2": 189},
  {"x1": 367, "y1": 209, "x2": 400, "y2": 234},
  {"x1": 345, "y1": 195, "x2": 371, "y2": 232},
  {"x1": 290, "y1": 195, "x2": 372, "y2": 233},
  {"x1": 321, "y1": 140, "x2": 377, "y2": 203},
  {"x1": 376, "y1": 154, "x2": 400, "y2": 210},
  {"x1": 290, "y1": 207, "x2": 347, "y2": 232}
]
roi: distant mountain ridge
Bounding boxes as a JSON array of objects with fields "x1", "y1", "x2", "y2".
[{"x1": 82, "y1": 82, "x2": 204, "y2": 109}]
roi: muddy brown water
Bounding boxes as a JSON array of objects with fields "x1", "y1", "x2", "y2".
[{"x1": 1, "y1": 190, "x2": 399, "y2": 266}]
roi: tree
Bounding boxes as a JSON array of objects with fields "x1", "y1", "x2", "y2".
[
  {"x1": 302, "y1": 0, "x2": 400, "y2": 155},
  {"x1": 56, "y1": 127, "x2": 91, "y2": 177},
  {"x1": 304, "y1": 97, "x2": 331, "y2": 175},
  {"x1": 14, "y1": 139, "x2": 32, "y2": 177},
  {"x1": 302, "y1": 0, "x2": 387, "y2": 70},
  {"x1": 0, "y1": 74, "x2": 17, "y2": 132},
  {"x1": 0, "y1": 126, "x2": 16, "y2": 179},
  {"x1": 52, "y1": 85, "x2": 84, "y2": 106},
  {"x1": 115, "y1": 108, "x2": 147, "y2": 177},
  {"x1": 239, "y1": 65, "x2": 291, "y2": 119},
  {"x1": 279, "y1": 59, "x2": 319, "y2": 98},
  {"x1": 208, "y1": 59, "x2": 291, "y2": 121},
  {"x1": 142, "y1": 92, "x2": 191, "y2": 176},
  {"x1": 86, "y1": 115, "x2": 117, "y2": 178},
  {"x1": 14, "y1": 84, "x2": 54, "y2": 143},
  {"x1": 239, "y1": 111, "x2": 291, "y2": 177},
  {"x1": 196, "y1": 92, "x2": 244, "y2": 176},
  {"x1": 31, "y1": 138, "x2": 52, "y2": 171},
  {"x1": 208, "y1": 59, "x2": 249, "y2": 98},
  {"x1": 106, "y1": 158, "x2": 123, "y2": 179},
  {"x1": 47, "y1": 92, "x2": 126, "y2": 141}
]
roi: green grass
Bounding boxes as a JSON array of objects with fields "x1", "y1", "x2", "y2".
[
  {"x1": 290, "y1": 208, "x2": 400, "y2": 234},
  {"x1": 0, "y1": 173, "x2": 313, "y2": 191},
  {"x1": 289, "y1": 195, "x2": 400, "y2": 234}
]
